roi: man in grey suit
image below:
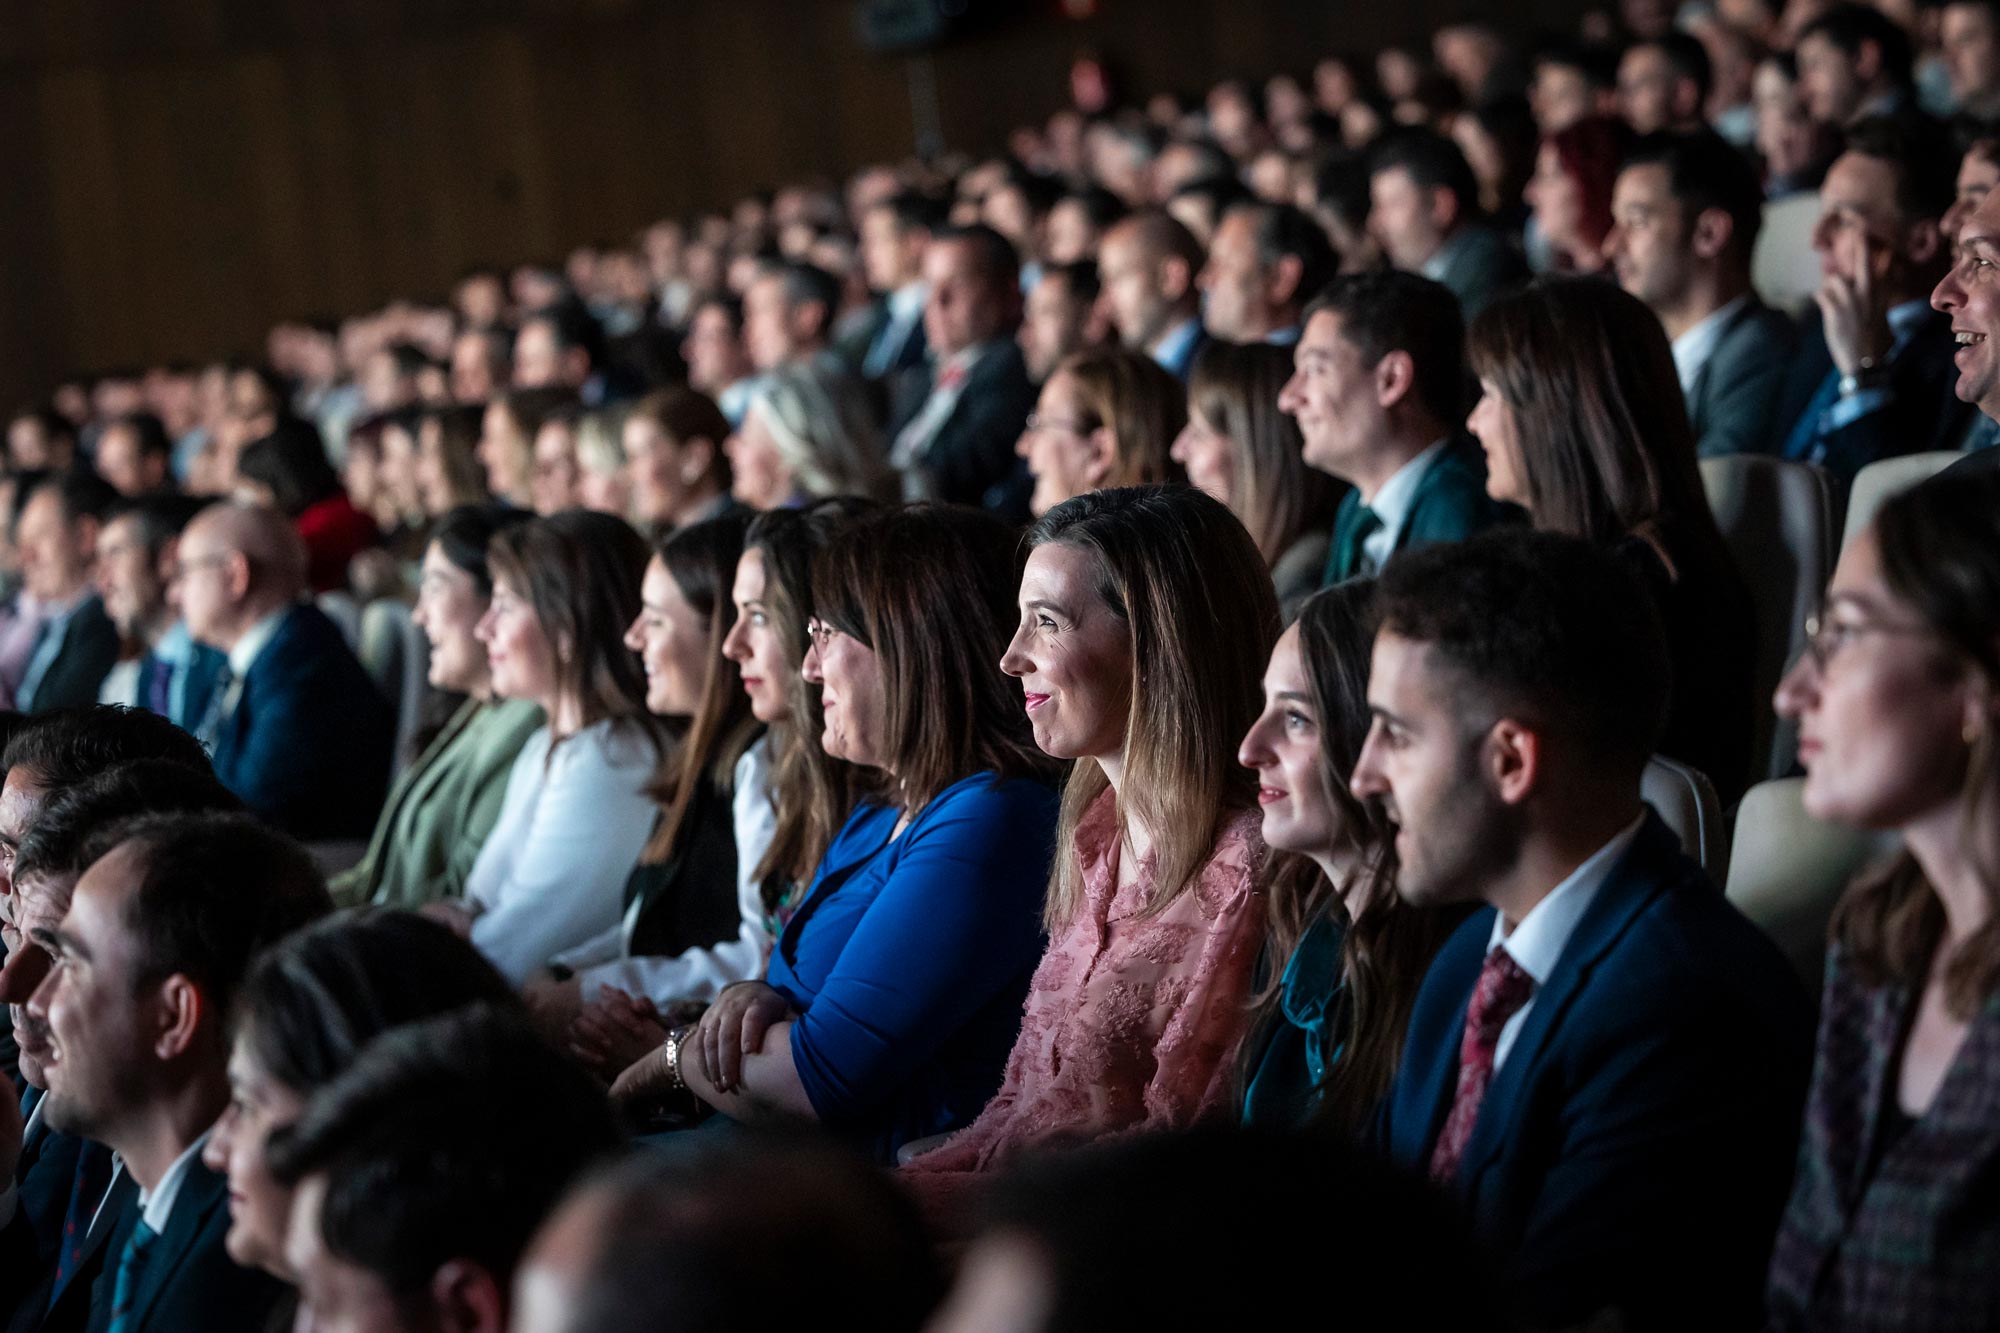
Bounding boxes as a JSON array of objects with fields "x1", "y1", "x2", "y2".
[
  {"x1": 1607, "y1": 131, "x2": 1797, "y2": 458},
  {"x1": 1367, "y1": 128, "x2": 1527, "y2": 321}
]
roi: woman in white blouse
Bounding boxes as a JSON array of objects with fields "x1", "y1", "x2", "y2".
[{"x1": 425, "y1": 509, "x2": 668, "y2": 985}]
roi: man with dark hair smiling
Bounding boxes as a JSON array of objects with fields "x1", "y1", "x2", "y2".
[
  {"x1": 1356, "y1": 531, "x2": 1812, "y2": 1331},
  {"x1": 1932, "y1": 179, "x2": 2000, "y2": 468}
]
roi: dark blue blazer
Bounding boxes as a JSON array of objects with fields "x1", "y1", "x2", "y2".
[
  {"x1": 209, "y1": 603, "x2": 392, "y2": 841},
  {"x1": 4, "y1": 1146, "x2": 132, "y2": 1333},
  {"x1": 1374, "y1": 813, "x2": 1814, "y2": 1331}
]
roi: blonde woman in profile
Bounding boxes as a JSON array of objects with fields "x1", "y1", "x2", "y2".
[{"x1": 902, "y1": 485, "x2": 1277, "y2": 1230}]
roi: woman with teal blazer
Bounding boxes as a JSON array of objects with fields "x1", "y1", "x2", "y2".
[{"x1": 332, "y1": 505, "x2": 543, "y2": 909}]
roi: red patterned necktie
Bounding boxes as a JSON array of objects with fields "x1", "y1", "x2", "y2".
[{"x1": 1428, "y1": 947, "x2": 1536, "y2": 1184}]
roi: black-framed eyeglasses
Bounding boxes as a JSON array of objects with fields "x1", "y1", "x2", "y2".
[{"x1": 1801, "y1": 610, "x2": 1935, "y2": 670}]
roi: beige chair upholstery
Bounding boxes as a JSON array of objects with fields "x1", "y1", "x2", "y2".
[
  {"x1": 1642, "y1": 755, "x2": 1727, "y2": 879},
  {"x1": 1700, "y1": 456, "x2": 1835, "y2": 785},
  {"x1": 1725, "y1": 778, "x2": 1898, "y2": 991},
  {"x1": 357, "y1": 599, "x2": 431, "y2": 777},
  {"x1": 1840, "y1": 451, "x2": 1963, "y2": 553}
]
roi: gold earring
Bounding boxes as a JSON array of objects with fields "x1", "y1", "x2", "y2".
[{"x1": 1969, "y1": 719, "x2": 1985, "y2": 747}]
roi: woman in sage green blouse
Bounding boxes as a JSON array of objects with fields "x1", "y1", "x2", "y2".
[
  {"x1": 331, "y1": 504, "x2": 543, "y2": 908},
  {"x1": 1234, "y1": 580, "x2": 1465, "y2": 1132}
]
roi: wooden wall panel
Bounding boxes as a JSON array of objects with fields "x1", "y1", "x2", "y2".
[{"x1": 0, "y1": 0, "x2": 1579, "y2": 408}]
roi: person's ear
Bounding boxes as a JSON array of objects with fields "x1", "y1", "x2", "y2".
[
  {"x1": 224, "y1": 551, "x2": 254, "y2": 603},
  {"x1": 1854, "y1": 38, "x2": 1882, "y2": 85},
  {"x1": 153, "y1": 974, "x2": 204, "y2": 1061},
  {"x1": 1906, "y1": 217, "x2": 1942, "y2": 269},
  {"x1": 1268, "y1": 254, "x2": 1306, "y2": 307},
  {"x1": 1426, "y1": 184, "x2": 1461, "y2": 235},
  {"x1": 1374, "y1": 349, "x2": 1417, "y2": 412},
  {"x1": 1158, "y1": 255, "x2": 1193, "y2": 303},
  {"x1": 1082, "y1": 426, "x2": 1118, "y2": 486},
  {"x1": 429, "y1": 1259, "x2": 507, "y2": 1333},
  {"x1": 680, "y1": 436, "x2": 714, "y2": 485},
  {"x1": 1485, "y1": 719, "x2": 1542, "y2": 806},
  {"x1": 1690, "y1": 206, "x2": 1735, "y2": 263}
]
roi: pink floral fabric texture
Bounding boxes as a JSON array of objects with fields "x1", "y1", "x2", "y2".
[{"x1": 902, "y1": 787, "x2": 1268, "y2": 1223}]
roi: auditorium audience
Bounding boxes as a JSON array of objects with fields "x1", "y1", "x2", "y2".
[
  {"x1": 1017, "y1": 346, "x2": 1185, "y2": 518},
  {"x1": 1766, "y1": 470, "x2": 2000, "y2": 1327},
  {"x1": 524, "y1": 514, "x2": 766, "y2": 1072},
  {"x1": 434, "y1": 510, "x2": 665, "y2": 985},
  {"x1": 1279, "y1": 272, "x2": 1510, "y2": 586},
  {"x1": 622, "y1": 387, "x2": 735, "y2": 532},
  {"x1": 1094, "y1": 210, "x2": 1210, "y2": 380},
  {"x1": 177, "y1": 502, "x2": 393, "y2": 838},
  {"x1": 269, "y1": 1006, "x2": 622, "y2": 1333},
  {"x1": 13, "y1": 472, "x2": 120, "y2": 715},
  {"x1": 1236, "y1": 583, "x2": 1463, "y2": 1129},
  {"x1": 1174, "y1": 339, "x2": 1338, "y2": 612},
  {"x1": 888, "y1": 225, "x2": 1037, "y2": 515},
  {"x1": 1607, "y1": 129, "x2": 1798, "y2": 456},
  {"x1": 1794, "y1": 4, "x2": 1919, "y2": 127},
  {"x1": 233, "y1": 417, "x2": 381, "y2": 593},
  {"x1": 513, "y1": 1132, "x2": 939, "y2": 1333},
  {"x1": 901, "y1": 486, "x2": 1275, "y2": 1223},
  {"x1": 332, "y1": 504, "x2": 542, "y2": 909},
  {"x1": 1367, "y1": 127, "x2": 1529, "y2": 318},
  {"x1": 18, "y1": 812, "x2": 332, "y2": 1333},
  {"x1": 201, "y1": 912, "x2": 516, "y2": 1285},
  {"x1": 1466, "y1": 276, "x2": 1758, "y2": 801},
  {"x1": 1360, "y1": 532, "x2": 1812, "y2": 1329},
  {"x1": 1772, "y1": 115, "x2": 1969, "y2": 484},
  {"x1": 613, "y1": 506, "x2": 1056, "y2": 1164}
]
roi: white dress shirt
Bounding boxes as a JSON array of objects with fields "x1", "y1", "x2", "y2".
[
  {"x1": 1486, "y1": 813, "x2": 1647, "y2": 1073},
  {"x1": 463, "y1": 719, "x2": 660, "y2": 985},
  {"x1": 1671, "y1": 293, "x2": 1750, "y2": 396},
  {"x1": 138, "y1": 1131, "x2": 211, "y2": 1234},
  {"x1": 1361, "y1": 438, "x2": 1448, "y2": 573}
]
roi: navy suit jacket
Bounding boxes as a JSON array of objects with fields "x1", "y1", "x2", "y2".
[
  {"x1": 904, "y1": 341, "x2": 1037, "y2": 521},
  {"x1": 18, "y1": 598, "x2": 118, "y2": 715},
  {"x1": 209, "y1": 603, "x2": 393, "y2": 841},
  {"x1": 1687, "y1": 297, "x2": 1797, "y2": 459},
  {"x1": 1373, "y1": 814, "x2": 1814, "y2": 1331},
  {"x1": 5, "y1": 1148, "x2": 132, "y2": 1333}
]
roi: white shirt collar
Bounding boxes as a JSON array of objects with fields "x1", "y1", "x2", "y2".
[
  {"x1": 1486, "y1": 812, "x2": 1648, "y2": 984},
  {"x1": 1671, "y1": 293, "x2": 1750, "y2": 396},
  {"x1": 888, "y1": 281, "x2": 928, "y2": 322},
  {"x1": 138, "y1": 1129, "x2": 212, "y2": 1234},
  {"x1": 227, "y1": 605, "x2": 292, "y2": 680},
  {"x1": 1366, "y1": 437, "x2": 1448, "y2": 523}
]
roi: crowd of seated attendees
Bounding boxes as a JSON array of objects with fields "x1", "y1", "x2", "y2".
[{"x1": 3, "y1": 0, "x2": 2000, "y2": 1327}]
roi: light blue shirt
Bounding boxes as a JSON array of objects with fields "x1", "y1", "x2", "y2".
[{"x1": 1361, "y1": 438, "x2": 1449, "y2": 573}]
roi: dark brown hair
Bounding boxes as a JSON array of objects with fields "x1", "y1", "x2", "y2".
[
  {"x1": 642, "y1": 512, "x2": 759, "y2": 866},
  {"x1": 1188, "y1": 340, "x2": 1340, "y2": 568},
  {"x1": 811, "y1": 505, "x2": 1051, "y2": 814},
  {"x1": 1053, "y1": 347, "x2": 1188, "y2": 492},
  {"x1": 628, "y1": 386, "x2": 733, "y2": 492},
  {"x1": 417, "y1": 405, "x2": 490, "y2": 513},
  {"x1": 1829, "y1": 471, "x2": 2000, "y2": 1018},
  {"x1": 1029, "y1": 485, "x2": 1279, "y2": 926},
  {"x1": 1466, "y1": 276, "x2": 1726, "y2": 577},
  {"x1": 487, "y1": 510, "x2": 667, "y2": 756}
]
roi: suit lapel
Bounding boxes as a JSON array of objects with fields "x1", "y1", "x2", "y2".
[
  {"x1": 49, "y1": 1167, "x2": 136, "y2": 1315},
  {"x1": 120, "y1": 1160, "x2": 228, "y2": 1333},
  {"x1": 1458, "y1": 816, "x2": 1681, "y2": 1183}
]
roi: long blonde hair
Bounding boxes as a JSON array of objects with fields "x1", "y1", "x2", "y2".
[{"x1": 1030, "y1": 485, "x2": 1279, "y2": 928}]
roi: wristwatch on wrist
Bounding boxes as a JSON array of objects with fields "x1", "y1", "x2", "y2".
[
  {"x1": 1838, "y1": 356, "x2": 1885, "y2": 397},
  {"x1": 663, "y1": 1023, "x2": 696, "y2": 1094}
]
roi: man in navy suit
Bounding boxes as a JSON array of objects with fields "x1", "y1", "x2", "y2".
[
  {"x1": 92, "y1": 495, "x2": 225, "y2": 732},
  {"x1": 1095, "y1": 210, "x2": 1209, "y2": 381},
  {"x1": 11, "y1": 475, "x2": 120, "y2": 716},
  {"x1": 1354, "y1": 532, "x2": 1814, "y2": 1331},
  {"x1": 18, "y1": 812, "x2": 329, "y2": 1333},
  {"x1": 175, "y1": 503, "x2": 392, "y2": 840}
]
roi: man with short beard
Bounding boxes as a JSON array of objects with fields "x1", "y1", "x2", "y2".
[{"x1": 1356, "y1": 532, "x2": 1812, "y2": 1331}]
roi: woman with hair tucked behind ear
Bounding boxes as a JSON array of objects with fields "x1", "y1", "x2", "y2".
[
  {"x1": 1016, "y1": 347, "x2": 1186, "y2": 518},
  {"x1": 902, "y1": 485, "x2": 1277, "y2": 1225},
  {"x1": 1235, "y1": 581, "x2": 1468, "y2": 1130},
  {"x1": 1766, "y1": 471, "x2": 2000, "y2": 1329}
]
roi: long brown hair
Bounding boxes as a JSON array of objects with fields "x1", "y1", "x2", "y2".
[
  {"x1": 486, "y1": 509, "x2": 667, "y2": 755},
  {"x1": 1030, "y1": 485, "x2": 1279, "y2": 928},
  {"x1": 1466, "y1": 276, "x2": 1726, "y2": 578},
  {"x1": 1053, "y1": 347, "x2": 1189, "y2": 490},
  {"x1": 744, "y1": 501, "x2": 871, "y2": 913},
  {"x1": 812, "y1": 505, "x2": 1053, "y2": 814},
  {"x1": 1188, "y1": 340, "x2": 1340, "y2": 567},
  {"x1": 1829, "y1": 471, "x2": 2000, "y2": 1018},
  {"x1": 1246, "y1": 581, "x2": 1470, "y2": 1133},
  {"x1": 641, "y1": 512, "x2": 760, "y2": 866}
]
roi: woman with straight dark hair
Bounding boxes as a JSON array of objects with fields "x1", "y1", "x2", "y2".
[
  {"x1": 520, "y1": 514, "x2": 769, "y2": 1076},
  {"x1": 1234, "y1": 581, "x2": 1466, "y2": 1130},
  {"x1": 623, "y1": 387, "x2": 736, "y2": 532},
  {"x1": 612, "y1": 506, "x2": 1059, "y2": 1164},
  {"x1": 234, "y1": 417, "x2": 380, "y2": 592},
  {"x1": 415, "y1": 405, "x2": 491, "y2": 518},
  {"x1": 1767, "y1": 471, "x2": 2000, "y2": 1328},
  {"x1": 202, "y1": 910, "x2": 519, "y2": 1281},
  {"x1": 427, "y1": 510, "x2": 669, "y2": 984},
  {"x1": 902, "y1": 485, "x2": 1277, "y2": 1223},
  {"x1": 1016, "y1": 346, "x2": 1187, "y2": 518},
  {"x1": 333, "y1": 504, "x2": 543, "y2": 910},
  {"x1": 1174, "y1": 340, "x2": 1340, "y2": 613},
  {"x1": 1466, "y1": 275, "x2": 1756, "y2": 802}
]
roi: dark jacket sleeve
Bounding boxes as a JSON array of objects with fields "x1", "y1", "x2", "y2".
[{"x1": 1693, "y1": 305, "x2": 1795, "y2": 459}]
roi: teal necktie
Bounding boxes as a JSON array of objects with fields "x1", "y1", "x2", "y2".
[
  {"x1": 1326, "y1": 505, "x2": 1383, "y2": 584},
  {"x1": 106, "y1": 1216, "x2": 159, "y2": 1333}
]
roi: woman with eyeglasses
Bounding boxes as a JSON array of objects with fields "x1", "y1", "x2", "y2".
[
  {"x1": 612, "y1": 505, "x2": 1059, "y2": 1164},
  {"x1": 1765, "y1": 470, "x2": 2000, "y2": 1330},
  {"x1": 1015, "y1": 347, "x2": 1186, "y2": 518}
]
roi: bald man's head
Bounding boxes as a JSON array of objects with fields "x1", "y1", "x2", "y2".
[
  {"x1": 1097, "y1": 210, "x2": 1207, "y2": 351},
  {"x1": 175, "y1": 502, "x2": 308, "y2": 650}
]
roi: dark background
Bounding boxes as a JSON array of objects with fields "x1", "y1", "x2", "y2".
[{"x1": 0, "y1": 0, "x2": 1561, "y2": 407}]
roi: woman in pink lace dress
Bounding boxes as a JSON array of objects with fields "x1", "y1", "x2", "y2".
[{"x1": 901, "y1": 484, "x2": 1281, "y2": 1225}]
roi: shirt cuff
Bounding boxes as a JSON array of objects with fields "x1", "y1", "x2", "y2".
[{"x1": 1822, "y1": 385, "x2": 1892, "y2": 432}]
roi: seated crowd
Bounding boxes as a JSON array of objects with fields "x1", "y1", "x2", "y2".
[{"x1": 6, "y1": 2, "x2": 2000, "y2": 1328}]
